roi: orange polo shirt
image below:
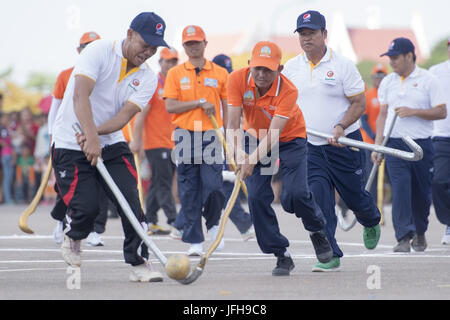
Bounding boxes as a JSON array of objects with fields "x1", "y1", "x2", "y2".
[
  {"x1": 361, "y1": 87, "x2": 380, "y2": 143},
  {"x1": 142, "y1": 73, "x2": 175, "y2": 150},
  {"x1": 121, "y1": 74, "x2": 175, "y2": 149},
  {"x1": 53, "y1": 67, "x2": 74, "y2": 99},
  {"x1": 163, "y1": 60, "x2": 228, "y2": 131},
  {"x1": 227, "y1": 67, "x2": 306, "y2": 142},
  {"x1": 122, "y1": 116, "x2": 135, "y2": 143}
]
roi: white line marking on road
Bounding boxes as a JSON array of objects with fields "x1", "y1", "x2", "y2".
[{"x1": 0, "y1": 267, "x2": 67, "y2": 273}]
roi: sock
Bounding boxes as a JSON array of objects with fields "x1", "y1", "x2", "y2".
[{"x1": 276, "y1": 250, "x2": 290, "y2": 258}]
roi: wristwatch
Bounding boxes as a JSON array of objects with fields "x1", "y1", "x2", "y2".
[
  {"x1": 334, "y1": 123, "x2": 345, "y2": 130},
  {"x1": 198, "y1": 98, "x2": 207, "y2": 107}
]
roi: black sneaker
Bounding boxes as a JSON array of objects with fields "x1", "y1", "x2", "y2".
[
  {"x1": 272, "y1": 256, "x2": 295, "y2": 276},
  {"x1": 310, "y1": 230, "x2": 333, "y2": 263},
  {"x1": 393, "y1": 236, "x2": 411, "y2": 253},
  {"x1": 411, "y1": 234, "x2": 427, "y2": 252}
]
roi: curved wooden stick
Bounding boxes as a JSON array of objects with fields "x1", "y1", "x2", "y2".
[
  {"x1": 204, "y1": 170, "x2": 242, "y2": 262},
  {"x1": 208, "y1": 114, "x2": 248, "y2": 198},
  {"x1": 178, "y1": 170, "x2": 243, "y2": 285},
  {"x1": 18, "y1": 157, "x2": 53, "y2": 234}
]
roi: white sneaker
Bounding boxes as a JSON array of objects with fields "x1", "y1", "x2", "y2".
[
  {"x1": 129, "y1": 262, "x2": 163, "y2": 282},
  {"x1": 222, "y1": 170, "x2": 236, "y2": 182},
  {"x1": 53, "y1": 221, "x2": 63, "y2": 245},
  {"x1": 241, "y1": 226, "x2": 255, "y2": 242},
  {"x1": 170, "y1": 227, "x2": 183, "y2": 240},
  {"x1": 187, "y1": 243, "x2": 203, "y2": 256},
  {"x1": 209, "y1": 225, "x2": 225, "y2": 251},
  {"x1": 441, "y1": 226, "x2": 450, "y2": 245},
  {"x1": 86, "y1": 232, "x2": 104, "y2": 247},
  {"x1": 61, "y1": 235, "x2": 82, "y2": 267}
]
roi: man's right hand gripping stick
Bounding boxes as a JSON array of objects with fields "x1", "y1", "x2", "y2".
[
  {"x1": 209, "y1": 114, "x2": 248, "y2": 198},
  {"x1": 72, "y1": 123, "x2": 199, "y2": 285}
]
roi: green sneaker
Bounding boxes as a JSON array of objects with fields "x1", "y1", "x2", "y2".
[
  {"x1": 312, "y1": 257, "x2": 340, "y2": 272},
  {"x1": 363, "y1": 224, "x2": 381, "y2": 249}
]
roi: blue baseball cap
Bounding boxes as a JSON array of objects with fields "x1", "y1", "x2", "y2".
[
  {"x1": 130, "y1": 12, "x2": 169, "y2": 47},
  {"x1": 381, "y1": 38, "x2": 415, "y2": 57},
  {"x1": 295, "y1": 10, "x2": 326, "y2": 32},
  {"x1": 213, "y1": 54, "x2": 233, "y2": 73}
]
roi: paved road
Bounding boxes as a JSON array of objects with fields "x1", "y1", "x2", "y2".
[{"x1": 0, "y1": 202, "x2": 449, "y2": 302}]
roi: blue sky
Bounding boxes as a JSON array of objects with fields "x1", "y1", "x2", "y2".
[{"x1": 1, "y1": 0, "x2": 449, "y2": 86}]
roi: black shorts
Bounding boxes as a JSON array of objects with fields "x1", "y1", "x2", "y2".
[{"x1": 52, "y1": 142, "x2": 147, "y2": 265}]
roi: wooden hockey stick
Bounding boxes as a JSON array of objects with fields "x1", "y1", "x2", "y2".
[{"x1": 18, "y1": 157, "x2": 53, "y2": 234}]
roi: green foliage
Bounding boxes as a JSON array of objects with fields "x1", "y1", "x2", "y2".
[
  {"x1": 0, "y1": 67, "x2": 13, "y2": 79},
  {"x1": 357, "y1": 61, "x2": 390, "y2": 89},
  {"x1": 357, "y1": 60, "x2": 377, "y2": 89},
  {"x1": 420, "y1": 37, "x2": 449, "y2": 69},
  {"x1": 26, "y1": 72, "x2": 56, "y2": 92}
]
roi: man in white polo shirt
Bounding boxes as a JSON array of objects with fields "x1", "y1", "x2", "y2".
[
  {"x1": 430, "y1": 38, "x2": 450, "y2": 245},
  {"x1": 374, "y1": 37, "x2": 447, "y2": 252},
  {"x1": 283, "y1": 10, "x2": 381, "y2": 272},
  {"x1": 52, "y1": 12, "x2": 169, "y2": 282}
]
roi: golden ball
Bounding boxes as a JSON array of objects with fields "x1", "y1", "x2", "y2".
[{"x1": 165, "y1": 254, "x2": 191, "y2": 280}]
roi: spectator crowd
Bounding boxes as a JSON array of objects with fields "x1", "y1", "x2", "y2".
[{"x1": 0, "y1": 105, "x2": 53, "y2": 205}]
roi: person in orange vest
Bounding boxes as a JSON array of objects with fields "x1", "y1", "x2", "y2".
[
  {"x1": 129, "y1": 47, "x2": 179, "y2": 235},
  {"x1": 228, "y1": 41, "x2": 333, "y2": 276},
  {"x1": 212, "y1": 53, "x2": 255, "y2": 241},
  {"x1": 361, "y1": 64, "x2": 388, "y2": 144},
  {"x1": 163, "y1": 25, "x2": 228, "y2": 256},
  {"x1": 48, "y1": 31, "x2": 111, "y2": 247}
]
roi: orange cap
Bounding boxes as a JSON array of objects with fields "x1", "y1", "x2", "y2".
[
  {"x1": 79, "y1": 31, "x2": 101, "y2": 45},
  {"x1": 182, "y1": 25, "x2": 206, "y2": 44},
  {"x1": 249, "y1": 41, "x2": 282, "y2": 71},
  {"x1": 160, "y1": 47, "x2": 179, "y2": 60},
  {"x1": 371, "y1": 63, "x2": 388, "y2": 75}
]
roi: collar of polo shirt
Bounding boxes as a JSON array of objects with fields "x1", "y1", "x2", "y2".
[
  {"x1": 247, "y1": 71, "x2": 282, "y2": 98},
  {"x1": 114, "y1": 40, "x2": 149, "y2": 70},
  {"x1": 398, "y1": 65, "x2": 420, "y2": 81},
  {"x1": 302, "y1": 47, "x2": 332, "y2": 67},
  {"x1": 184, "y1": 60, "x2": 212, "y2": 71}
]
